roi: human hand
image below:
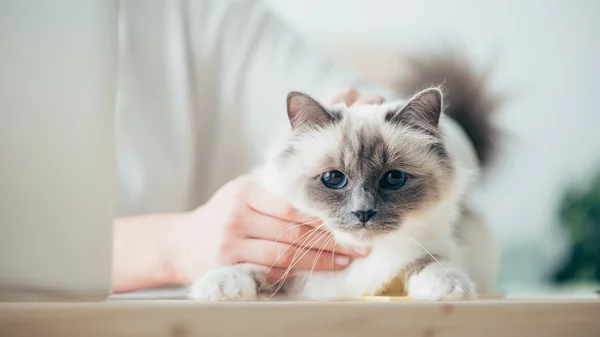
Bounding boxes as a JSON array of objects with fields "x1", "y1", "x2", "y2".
[
  {"x1": 113, "y1": 89, "x2": 386, "y2": 293},
  {"x1": 327, "y1": 87, "x2": 386, "y2": 107},
  {"x1": 168, "y1": 89, "x2": 382, "y2": 285},
  {"x1": 168, "y1": 175, "x2": 369, "y2": 285}
]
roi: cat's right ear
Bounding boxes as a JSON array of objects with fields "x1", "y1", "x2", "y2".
[{"x1": 287, "y1": 92, "x2": 336, "y2": 129}]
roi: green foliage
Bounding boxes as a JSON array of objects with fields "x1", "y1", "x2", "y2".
[{"x1": 553, "y1": 169, "x2": 600, "y2": 283}]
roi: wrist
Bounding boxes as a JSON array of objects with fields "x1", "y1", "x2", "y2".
[
  {"x1": 113, "y1": 212, "x2": 193, "y2": 293},
  {"x1": 162, "y1": 210, "x2": 197, "y2": 285}
]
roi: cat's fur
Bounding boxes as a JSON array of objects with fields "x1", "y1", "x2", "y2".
[{"x1": 190, "y1": 55, "x2": 499, "y2": 301}]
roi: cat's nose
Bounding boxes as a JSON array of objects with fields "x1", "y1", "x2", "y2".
[{"x1": 352, "y1": 210, "x2": 377, "y2": 223}]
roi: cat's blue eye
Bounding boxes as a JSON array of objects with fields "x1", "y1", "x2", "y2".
[
  {"x1": 321, "y1": 171, "x2": 347, "y2": 189},
  {"x1": 380, "y1": 170, "x2": 407, "y2": 190}
]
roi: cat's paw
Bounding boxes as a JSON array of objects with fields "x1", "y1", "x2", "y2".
[
  {"x1": 189, "y1": 267, "x2": 258, "y2": 302},
  {"x1": 407, "y1": 264, "x2": 476, "y2": 300}
]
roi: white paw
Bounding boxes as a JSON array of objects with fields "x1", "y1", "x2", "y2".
[
  {"x1": 408, "y1": 264, "x2": 476, "y2": 300},
  {"x1": 189, "y1": 267, "x2": 258, "y2": 302}
]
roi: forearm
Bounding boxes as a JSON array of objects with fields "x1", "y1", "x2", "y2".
[{"x1": 112, "y1": 213, "x2": 184, "y2": 293}]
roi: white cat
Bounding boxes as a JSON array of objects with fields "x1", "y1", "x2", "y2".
[{"x1": 191, "y1": 55, "x2": 499, "y2": 301}]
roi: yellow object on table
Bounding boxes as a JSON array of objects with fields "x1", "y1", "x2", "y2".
[
  {"x1": 357, "y1": 270, "x2": 413, "y2": 301},
  {"x1": 359, "y1": 296, "x2": 413, "y2": 301},
  {"x1": 375, "y1": 270, "x2": 408, "y2": 296}
]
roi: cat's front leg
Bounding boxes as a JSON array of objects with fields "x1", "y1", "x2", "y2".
[
  {"x1": 189, "y1": 264, "x2": 265, "y2": 302},
  {"x1": 406, "y1": 256, "x2": 476, "y2": 300}
]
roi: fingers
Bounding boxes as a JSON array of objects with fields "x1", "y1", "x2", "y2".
[
  {"x1": 328, "y1": 88, "x2": 386, "y2": 107},
  {"x1": 353, "y1": 94, "x2": 385, "y2": 105},
  {"x1": 240, "y1": 177, "x2": 369, "y2": 256},
  {"x1": 245, "y1": 181, "x2": 318, "y2": 224},
  {"x1": 236, "y1": 238, "x2": 353, "y2": 272},
  {"x1": 242, "y1": 210, "x2": 368, "y2": 257},
  {"x1": 327, "y1": 88, "x2": 359, "y2": 106}
]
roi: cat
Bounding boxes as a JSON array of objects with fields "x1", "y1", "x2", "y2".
[{"x1": 190, "y1": 54, "x2": 500, "y2": 301}]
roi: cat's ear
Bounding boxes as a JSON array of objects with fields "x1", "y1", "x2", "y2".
[
  {"x1": 387, "y1": 88, "x2": 443, "y2": 129},
  {"x1": 287, "y1": 91, "x2": 337, "y2": 129}
]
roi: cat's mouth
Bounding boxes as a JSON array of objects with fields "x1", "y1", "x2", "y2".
[{"x1": 333, "y1": 223, "x2": 396, "y2": 241}]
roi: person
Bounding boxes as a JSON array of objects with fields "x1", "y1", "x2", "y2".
[{"x1": 112, "y1": 0, "x2": 391, "y2": 293}]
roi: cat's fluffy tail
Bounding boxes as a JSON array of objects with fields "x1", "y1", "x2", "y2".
[{"x1": 393, "y1": 50, "x2": 502, "y2": 168}]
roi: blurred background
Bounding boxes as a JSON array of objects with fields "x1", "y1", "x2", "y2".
[
  {"x1": 1, "y1": 0, "x2": 599, "y2": 299},
  {"x1": 266, "y1": 0, "x2": 600, "y2": 292}
]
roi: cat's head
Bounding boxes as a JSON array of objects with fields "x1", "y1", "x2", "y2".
[{"x1": 269, "y1": 89, "x2": 454, "y2": 243}]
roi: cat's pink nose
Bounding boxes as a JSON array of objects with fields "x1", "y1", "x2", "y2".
[{"x1": 352, "y1": 210, "x2": 376, "y2": 223}]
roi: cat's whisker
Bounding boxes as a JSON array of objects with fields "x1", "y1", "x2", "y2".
[
  {"x1": 284, "y1": 229, "x2": 329, "y2": 278},
  {"x1": 262, "y1": 223, "x2": 326, "y2": 283},
  {"x1": 274, "y1": 219, "x2": 322, "y2": 244},
  {"x1": 281, "y1": 230, "x2": 329, "y2": 282},
  {"x1": 288, "y1": 223, "x2": 327, "y2": 247},
  {"x1": 269, "y1": 229, "x2": 329, "y2": 296},
  {"x1": 284, "y1": 224, "x2": 327, "y2": 268},
  {"x1": 265, "y1": 226, "x2": 327, "y2": 291},
  {"x1": 329, "y1": 239, "x2": 337, "y2": 276},
  {"x1": 452, "y1": 227, "x2": 497, "y2": 263},
  {"x1": 272, "y1": 223, "x2": 326, "y2": 266},
  {"x1": 311, "y1": 235, "x2": 333, "y2": 275},
  {"x1": 302, "y1": 234, "x2": 334, "y2": 296},
  {"x1": 452, "y1": 228, "x2": 468, "y2": 238}
]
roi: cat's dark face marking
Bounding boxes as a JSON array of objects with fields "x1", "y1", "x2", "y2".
[
  {"x1": 280, "y1": 89, "x2": 453, "y2": 239},
  {"x1": 304, "y1": 123, "x2": 451, "y2": 236}
]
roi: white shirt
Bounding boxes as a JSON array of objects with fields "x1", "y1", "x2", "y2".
[{"x1": 116, "y1": 0, "x2": 389, "y2": 215}]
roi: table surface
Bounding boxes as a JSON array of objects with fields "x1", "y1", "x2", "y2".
[{"x1": 1, "y1": 298, "x2": 600, "y2": 337}]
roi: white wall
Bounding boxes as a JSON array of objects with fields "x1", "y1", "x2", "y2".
[
  {"x1": 0, "y1": 0, "x2": 115, "y2": 299},
  {"x1": 267, "y1": 0, "x2": 600, "y2": 286}
]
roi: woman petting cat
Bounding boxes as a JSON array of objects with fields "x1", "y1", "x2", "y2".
[
  {"x1": 113, "y1": 0, "x2": 499, "y2": 300},
  {"x1": 113, "y1": 90, "x2": 383, "y2": 293},
  {"x1": 190, "y1": 55, "x2": 499, "y2": 301}
]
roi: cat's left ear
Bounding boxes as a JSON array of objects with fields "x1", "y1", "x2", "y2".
[
  {"x1": 287, "y1": 91, "x2": 337, "y2": 129},
  {"x1": 387, "y1": 88, "x2": 443, "y2": 129}
]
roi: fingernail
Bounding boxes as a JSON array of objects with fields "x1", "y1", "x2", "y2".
[
  {"x1": 353, "y1": 246, "x2": 370, "y2": 256},
  {"x1": 335, "y1": 255, "x2": 351, "y2": 266}
]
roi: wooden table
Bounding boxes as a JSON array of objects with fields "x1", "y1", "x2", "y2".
[{"x1": 1, "y1": 299, "x2": 599, "y2": 337}]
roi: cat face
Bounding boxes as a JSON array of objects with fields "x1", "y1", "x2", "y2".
[{"x1": 273, "y1": 89, "x2": 453, "y2": 242}]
